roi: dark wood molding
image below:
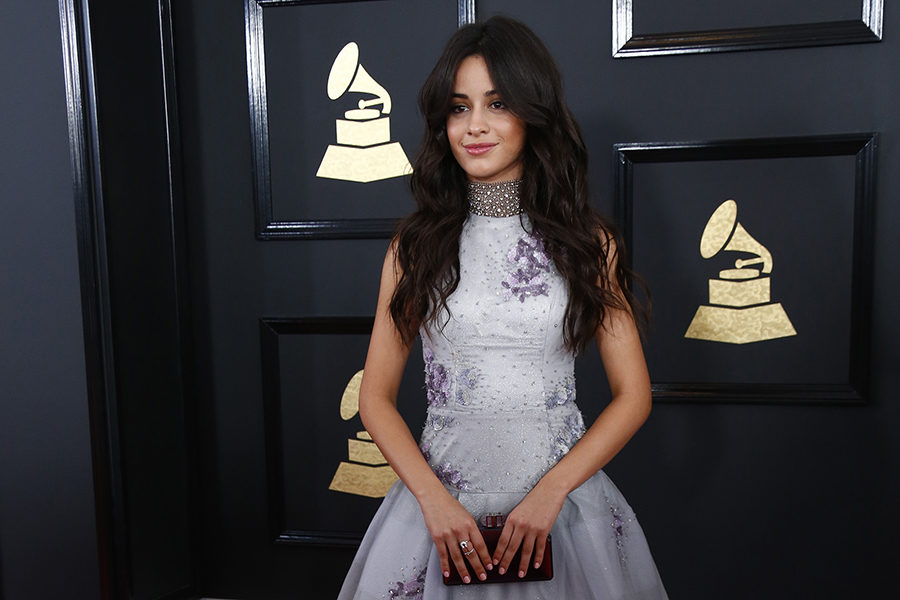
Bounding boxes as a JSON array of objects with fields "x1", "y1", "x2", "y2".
[
  {"x1": 158, "y1": 0, "x2": 201, "y2": 594},
  {"x1": 613, "y1": 0, "x2": 883, "y2": 58},
  {"x1": 615, "y1": 133, "x2": 878, "y2": 404},
  {"x1": 58, "y1": 0, "x2": 124, "y2": 597},
  {"x1": 259, "y1": 317, "x2": 374, "y2": 547},
  {"x1": 458, "y1": 0, "x2": 475, "y2": 26}
]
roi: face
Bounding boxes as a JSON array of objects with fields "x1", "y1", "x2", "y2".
[{"x1": 446, "y1": 55, "x2": 527, "y2": 183}]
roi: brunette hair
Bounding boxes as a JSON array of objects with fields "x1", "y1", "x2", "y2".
[{"x1": 390, "y1": 15, "x2": 647, "y2": 352}]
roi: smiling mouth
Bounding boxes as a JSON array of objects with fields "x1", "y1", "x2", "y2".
[{"x1": 463, "y1": 143, "x2": 496, "y2": 155}]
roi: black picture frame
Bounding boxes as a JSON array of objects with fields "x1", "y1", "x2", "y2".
[
  {"x1": 612, "y1": 0, "x2": 883, "y2": 58},
  {"x1": 615, "y1": 133, "x2": 877, "y2": 404},
  {"x1": 259, "y1": 316, "x2": 375, "y2": 546},
  {"x1": 244, "y1": 0, "x2": 474, "y2": 240}
]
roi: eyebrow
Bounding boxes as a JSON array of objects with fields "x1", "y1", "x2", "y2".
[{"x1": 451, "y1": 89, "x2": 499, "y2": 99}]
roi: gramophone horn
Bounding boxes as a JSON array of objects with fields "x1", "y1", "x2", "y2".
[
  {"x1": 327, "y1": 42, "x2": 360, "y2": 99},
  {"x1": 326, "y1": 41, "x2": 392, "y2": 114},
  {"x1": 339, "y1": 370, "x2": 364, "y2": 421},
  {"x1": 347, "y1": 65, "x2": 391, "y2": 114},
  {"x1": 724, "y1": 223, "x2": 772, "y2": 274},
  {"x1": 699, "y1": 199, "x2": 773, "y2": 273},
  {"x1": 700, "y1": 200, "x2": 738, "y2": 258}
]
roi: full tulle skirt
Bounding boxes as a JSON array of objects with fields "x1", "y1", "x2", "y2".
[{"x1": 337, "y1": 471, "x2": 668, "y2": 600}]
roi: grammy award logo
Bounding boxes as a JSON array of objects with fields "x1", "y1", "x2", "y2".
[
  {"x1": 328, "y1": 369, "x2": 399, "y2": 497},
  {"x1": 684, "y1": 199, "x2": 797, "y2": 344},
  {"x1": 316, "y1": 42, "x2": 412, "y2": 183}
]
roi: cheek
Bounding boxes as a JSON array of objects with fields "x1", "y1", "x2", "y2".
[
  {"x1": 445, "y1": 118, "x2": 464, "y2": 144},
  {"x1": 506, "y1": 126, "x2": 527, "y2": 158},
  {"x1": 500, "y1": 118, "x2": 526, "y2": 148},
  {"x1": 445, "y1": 133, "x2": 464, "y2": 165},
  {"x1": 445, "y1": 120, "x2": 467, "y2": 158}
]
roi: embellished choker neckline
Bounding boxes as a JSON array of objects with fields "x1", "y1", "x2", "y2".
[{"x1": 467, "y1": 179, "x2": 523, "y2": 218}]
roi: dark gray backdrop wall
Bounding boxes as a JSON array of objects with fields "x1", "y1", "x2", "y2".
[{"x1": 0, "y1": 1, "x2": 101, "y2": 599}]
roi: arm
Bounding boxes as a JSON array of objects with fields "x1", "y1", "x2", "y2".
[
  {"x1": 493, "y1": 239, "x2": 652, "y2": 576},
  {"x1": 358, "y1": 243, "x2": 493, "y2": 583}
]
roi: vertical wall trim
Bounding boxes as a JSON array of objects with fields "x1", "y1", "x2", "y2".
[
  {"x1": 458, "y1": 0, "x2": 475, "y2": 26},
  {"x1": 863, "y1": 0, "x2": 884, "y2": 39},
  {"x1": 612, "y1": 0, "x2": 632, "y2": 56},
  {"x1": 158, "y1": 0, "x2": 199, "y2": 595},
  {"x1": 849, "y1": 133, "x2": 878, "y2": 402},
  {"x1": 58, "y1": 0, "x2": 126, "y2": 597}
]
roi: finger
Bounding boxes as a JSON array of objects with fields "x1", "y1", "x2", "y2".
[
  {"x1": 437, "y1": 545, "x2": 450, "y2": 579},
  {"x1": 448, "y1": 541, "x2": 472, "y2": 584},
  {"x1": 533, "y1": 534, "x2": 547, "y2": 569},
  {"x1": 471, "y1": 529, "x2": 493, "y2": 571},
  {"x1": 492, "y1": 523, "x2": 514, "y2": 566},
  {"x1": 462, "y1": 534, "x2": 488, "y2": 581},
  {"x1": 499, "y1": 528, "x2": 524, "y2": 575},
  {"x1": 517, "y1": 534, "x2": 536, "y2": 578}
]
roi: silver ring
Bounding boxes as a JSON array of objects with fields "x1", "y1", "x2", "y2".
[{"x1": 459, "y1": 540, "x2": 474, "y2": 556}]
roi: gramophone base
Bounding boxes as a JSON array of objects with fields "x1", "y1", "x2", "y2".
[
  {"x1": 684, "y1": 303, "x2": 796, "y2": 344},
  {"x1": 316, "y1": 142, "x2": 412, "y2": 183},
  {"x1": 328, "y1": 462, "x2": 398, "y2": 498}
]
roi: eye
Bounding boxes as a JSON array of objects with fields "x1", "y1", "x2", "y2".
[
  {"x1": 489, "y1": 99, "x2": 506, "y2": 110},
  {"x1": 449, "y1": 104, "x2": 469, "y2": 114}
]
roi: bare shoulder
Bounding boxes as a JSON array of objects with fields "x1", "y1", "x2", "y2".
[{"x1": 381, "y1": 236, "x2": 404, "y2": 284}]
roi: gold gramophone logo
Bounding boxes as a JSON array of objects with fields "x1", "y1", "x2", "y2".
[
  {"x1": 316, "y1": 42, "x2": 412, "y2": 183},
  {"x1": 328, "y1": 369, "x2": 399, "y2": 498},
  {"x1": 684, "y1": 199, "x2": 797, "y2": 344}
]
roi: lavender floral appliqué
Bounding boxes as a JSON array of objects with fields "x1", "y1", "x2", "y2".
[
  {"x1": 607, "y1": 500, "x2": 632, "y2": 566},
  {"x1": 420, "y1": 441, "x2": 471, "y2": 491},
  {"x1": 502, "y1": 232, "x2": 552, "y2": 302},
  {"x1": 546, "y1": 376, "x2": 576, "y2": 408},
  {"x1": 423, "y1": 346, "x2": 451, "y2": 407},
  {"x1": 387, "y1": 565, "x2": 427, "y2": 599},
  {"x1": 427, "y1": 413, "x2": 455, "y2": 431},
  {"x1": 550, "y1": 413, "x2": 586, "y2": 463},
  {"x1": 454, "y1": 355, "x2": 479, "y2": 406}
]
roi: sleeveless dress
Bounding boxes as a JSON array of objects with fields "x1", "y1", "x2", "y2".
[{"x1": 337, "y1": 211, "x2": 668, "y2": 599}]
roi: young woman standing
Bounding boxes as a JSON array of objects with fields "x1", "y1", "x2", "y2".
[{"x1": 338, "y1": 16, "x2": 668, "y2": 600}]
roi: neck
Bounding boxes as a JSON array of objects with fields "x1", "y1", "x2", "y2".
[{"x1": 467, "y1": 179, "x2": 523, "y2": 217}]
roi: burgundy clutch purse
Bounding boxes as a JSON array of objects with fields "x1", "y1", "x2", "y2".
[{"x1": 442, "y1": 520, "x2": 553, "y2": 585}]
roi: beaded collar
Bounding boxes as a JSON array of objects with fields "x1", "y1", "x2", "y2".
[{"x1": 467, "y1": 179, "x2": 523, "y2": 217}]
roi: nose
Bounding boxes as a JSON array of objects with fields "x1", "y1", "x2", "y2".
[{"x1": 466, "y1": 106, "x2": 489, "y2": 135}]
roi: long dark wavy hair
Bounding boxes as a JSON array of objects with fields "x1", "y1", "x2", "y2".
[{"x1": 390, "y1": 15, "x2": 647, "y2": 353}]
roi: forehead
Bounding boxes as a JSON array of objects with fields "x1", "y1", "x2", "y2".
[{"x1": 453, "y1": 55, "x2": 496, "y2": 94}]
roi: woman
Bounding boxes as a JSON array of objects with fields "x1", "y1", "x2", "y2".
[{"x1": 338, "y1": 15, "x2": 667, "y2": 599}]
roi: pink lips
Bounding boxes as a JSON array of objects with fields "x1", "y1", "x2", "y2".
[{"x1": 464, "y1": 143, "x2": 496, "y2": 155}]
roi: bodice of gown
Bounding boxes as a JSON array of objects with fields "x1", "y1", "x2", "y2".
[{"x1": 417, "y1": 213, "x2": 586, "y2": 496}]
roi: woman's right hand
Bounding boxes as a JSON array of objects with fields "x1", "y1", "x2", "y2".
[{"x1": 418, "y1": 492, "x2": 493, "y2": 583}]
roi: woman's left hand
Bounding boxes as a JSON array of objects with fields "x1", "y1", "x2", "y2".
[{"x1": 492, "y1": 483, "x2": 566, "y2": 577}]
